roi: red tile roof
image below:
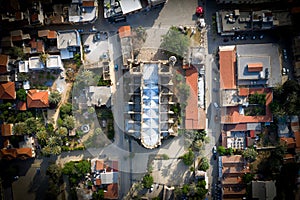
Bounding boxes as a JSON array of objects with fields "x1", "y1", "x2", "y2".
[
  {"x1": 38, "y1": 30, "x2": 50, "y2": 38},
  {"x1": 221, "y1": 88, "x2": 273, "y2": 124},
  {"x1": 15, "y1": 12, "x2": 23, "y2": 20},
  {"x1": 11, "y1": 35, "x2": 23, "y2": 41},
  {"x1": 118, "y1": 26, "x2": 131, "y2": 38},
  {"x1": 27, "y1": 90, "x2": 49, "y2": 108},
  {"x1": 17, "y1": 101, "x2": 27, "y2": 111},
  {"x1": 96, "y1": 160, "x2": 104, "y2": 171},
  {"x1": 0, "y1": 54, "x2": 9, "y2": 73},
  {"x1": 30, "y1": 40, "x2": 44, "y2": 53},
  {"x1": 295, "y1": 131, "x2": 300, "y2": 148},
  {"x1": 82, "y1": 1, "x2": 95, "y2": 7},
  {"x1": 112, "y1": 161, "x2": 118, "y2": 172},
  {"x1": 280, "y1": 137, "x2": 296, "y2": 149},
  {"x1": 219, "y1": 46, "x2": 236, "y2": 89},
  {"x1": 238, "y1": 88, "x2": 249, "y2": 96},
  {"x1": 104, "y1": 183, "x2": 118, "y2": 199},
  {"x1": 0, "y1": 82, "x2": 16, "y2": 99},
  {"x1": 224, "y1": 124, "x2": 247, "y2": 131},
  {"x1": 185, "y1": 66, "x2": 203, "y2": 129},
  {"x1": 47, "y1": 31, "x2": 57, "y2": 39},
  {"x1": 0, "y1": 148, "x2": 32, "y2": 160},
  {"x1": 16, "y1": 148, "x2": 33, "y2": 159},
  {"x1": 1, "y1": 124, "x2": 13, "y2": 136},
  {"x1": 95, "y1": 178, "x2": 101, "y2": 186},
  {"x1": 248, "y1": 63, "x2": 263, "y2": 72}
]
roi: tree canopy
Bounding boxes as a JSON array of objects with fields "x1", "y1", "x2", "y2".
[
  {"x1": 142, "y1": 174, "x2": 154, "y2": 188},
  {"x1": 161, "y1": 26, "x2": 190, "y2": 58},
  {"x1": 271, "y1": 80, "x2": 300, "y2": 116},
  {"x1": 49, "y1": 91, "x2": 62, "y2": 107},
  {"x1": 242, "y1": 147, "x2": 258, "y2": 162},
  {"x1": 181, "y1": 149, "x2": 194, "y2": 166},
  {"x1": 16, "y1": 89, "x2": 27, "y2": 101}
]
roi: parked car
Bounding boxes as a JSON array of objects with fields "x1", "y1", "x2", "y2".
[
  {"x1": 84, "y1": 48, "x2": 91, "y2": 53},
  {"x1": 213, "y1": 146, "x2": 217, "y2": 160},
  {"x1": 83, "y1": 44, "x2": 89, "y2": 48},
  {"x1": 213, "y1": 102, "x2": 219, "y2": 109},
  {"x1": 114, "y1": 64, "x2": 118, "y2": 71},
  {"x1": 93, "y1": 32, "x2": 101, "y2": 41},
  {"x1": 259, "y1": 35, "x2": 264, "y2": 40},
  {"x1": 89, "y1": 26, "x2": 97, "y2": 32},
  {"x1": 282, "y1": 68, "x2": 289, "y2": 75},
  {"x1": 251, "y1": 35, "x2": 256, "y2": 40}
]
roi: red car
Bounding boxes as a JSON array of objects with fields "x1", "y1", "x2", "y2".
[{"x1": 196, "y1": 6, "x2": 204, "y2": 17}]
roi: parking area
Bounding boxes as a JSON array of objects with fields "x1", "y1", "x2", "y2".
[{"x1": 81, "y1": 31, "x2": 109, "y2": 64}]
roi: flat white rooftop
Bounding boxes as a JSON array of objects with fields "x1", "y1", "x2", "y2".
[{"x1": 119, "y1": 0, "x2": 142, "y2": 15}]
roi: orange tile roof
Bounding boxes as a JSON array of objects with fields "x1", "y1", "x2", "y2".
[
  {"x1": 16, "y1": 148, "x2": 33, "y2": 159},
  {"x1": 30, "y1": 40, "x2": 44, "y2": 53},
  {"x1": 185, "y1": 67, "x2": 202, "y2": 129},
  {"x1": 95, "y1": 178, "x2": 101, "y2": 186},
  {"x1": 295, "y1": 131, "x2": 300, "y2": 148},
  {"x1": 224, "y1": 124, "x2": 247, "y2": 131},
  {"x1": 222, "y1": 155, "x2": 245, "y2": 164},
  {"x1": 17, "y1": 101, "x2": 27, "y2": 111},
  {"x1": 82, "y1": 1, "x2": 95, "y2": 7},
  {"x1": 104, "y1": 183, "x2": 118, "y2": 199},
  {"x1": 15, "y1": 12, "x2": 23, "y2": 20},
  {"x1": 11, "y1": 35, "x2": 22, "y2": 41},
  {"x1": 0, "y1": 54, "x2": 9, "y2": 73},
  {"x1": 221, "y1": 88, "x2": 272, "y2": 124},
  {"x1": 219, "y1": 46, "x2": 236, "y2": 89},
  {"x1": 1, "y1": 124, "x2": 13, "y2": 136},
  {"x1": 27, "y1": 90, "x2": 49, "y2": 108},
  {"x1": 38, "y1": 30, "x2": 50, "y2": 37},
  {"x1": 0, "y1": 149, "x2": 17, "y2": 160},
  {"x1": 280, "y1": 137, "x2": 296, "y2": 149},
  {"x1": 248, "y1": 63, "x2": 263, "y2": 72},
  {"x1": 112, "y1": 161, "x2": 118, "y2": 172},
  {"x1": 118, "y1": 26, "x2": 131, "y2": 38},
  {"x1": 96, "y1": 160, "x2": 104, "y2": 171},
  {"x1": 238, "y1": 88, "x2": 249, "y2": 96},
  {"x1": 0, "y1": 82, "x2": 16, "y2": 99},
  {"x1": 47, "y1": 31, "x2": 57, "y2": 39}
]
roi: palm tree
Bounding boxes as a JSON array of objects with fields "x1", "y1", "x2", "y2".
[
  {"x1": 40, "y1": 53, "x2": 49, "y2": 66},
  {"x1": 49, "y1": 91, "x2": 62, "y2": 107}
]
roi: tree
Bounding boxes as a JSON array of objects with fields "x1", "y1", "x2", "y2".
[
  {"x1": 40, "y1": 53, "x2": 49, "y2": 66},
  {"x1": 46, "y1": 163, "x2": 62, "y2": 184},
  {"x1": 25, "y1": 117, "x2": 41, "y2": 134},
  {"x1": 36, "y1": 129, "x2": 48, "y2": 146},
  {"x1": 9, "y1": 46, "x2": 25, "y2": 59},
  {"x1": 16, "y1": 89, "x2": 27, "y2": 101},
  {"x1": 60, "y1": 103, "x2": 72, "y2": 118},
  {"x1": 161, "y1": 26, "x2": 190, "y2": 58},
  {"x1": 88, "y1": 107, "x2": 95, "y2": 114},
  {"x1": 242, "y1": 148, "x2": 258, "y2": 162},
  {"x1": 242, "y1": 173, "x2": 254, "y2": 184},
  {"x1": 56, "y1": 127, "x2": 68, "y2": 137},
  {"x1": 63, "y1": 115, "x2": 76, "y2": 130},
  {"x1": 181, "y1": 149, "x2": 194, "y2": 166},
  {"x1": 49, "y1": 91, "x2": 62, "y2": 107},
  {"x1": 198, "y1": 157, "x2": 209, "y2": 171},
  {"x1": 92, "y1": 189, "x2": 104, "y2": 200},
  {"x1": 13, "y1": 122, "x2": 28, "y2": 135},
  {"x1": 48, "y1": 136, "x2": 62, "y2": 147},
  {"x1": 142, "y1": 174, "x2": 153, "y2": 188},
  {"x1": 217, "y1": 146, "x2": 226, "y2": 155},
  {"x1": 18, "y1": 73, "x2": 29, "y2": 81}
]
